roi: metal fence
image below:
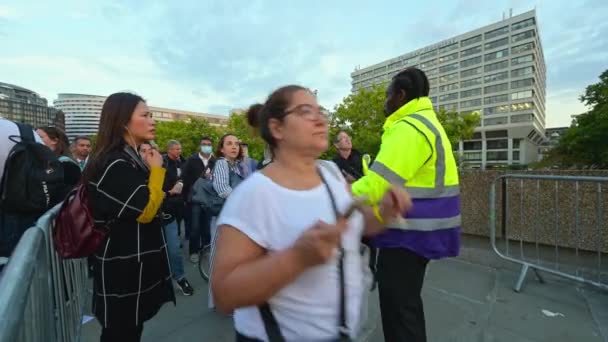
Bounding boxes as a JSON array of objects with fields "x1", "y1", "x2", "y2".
[
  {"x1": 489, "y1": 174, "x2": 608, "y2": 292},
  {"x1": 0, "y1": 205, "x2": 89, "y2": 342}
]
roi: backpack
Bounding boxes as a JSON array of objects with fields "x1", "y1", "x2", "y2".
[
  {"x1": 0, "y1": 123, "x2": 65, "y2": 215},
  {"x1": 191, "y1": 167, "x2": 243, "y2": 216}
]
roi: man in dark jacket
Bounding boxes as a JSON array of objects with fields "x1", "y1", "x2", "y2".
[{"x1": 181, "y1": 136, "x2": 216, "y2": 263}]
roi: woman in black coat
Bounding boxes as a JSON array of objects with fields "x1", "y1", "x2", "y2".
[{"x1": 83, "y1": 92, "x2": 175, "y2": 342}]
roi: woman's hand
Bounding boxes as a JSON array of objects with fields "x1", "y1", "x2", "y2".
[
  {"x1": 291, "y1": 219, "x2": 348, "y2": 268},
  {"x1": 380, "y1": 186, "x2": 412, "y2": 223},
  {"x1": 144, "y1": 149, "x2": 163, "y2": 168}
]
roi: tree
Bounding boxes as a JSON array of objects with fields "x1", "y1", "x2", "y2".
[
  {"x1": 547, "y1": 70, "x2": 608, "y2": 168},
  {"x1": 155, "y1": 118, "x2": 221, "y2": 157},
  {"x1": 330, "y1": 84, "x2": 481, "y2": 158}
]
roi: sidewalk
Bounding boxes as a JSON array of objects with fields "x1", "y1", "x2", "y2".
[{"x1": 80, "y1": 235, "x2": 608, "y2": 341}]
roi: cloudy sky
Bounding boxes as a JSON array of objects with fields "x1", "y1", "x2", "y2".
[{"x1": 1, "y1": 0, "x2": 606, "y2": 127}]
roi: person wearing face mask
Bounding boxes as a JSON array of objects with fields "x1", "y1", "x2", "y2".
[{"x1": 181, "y1": 136, "x2": 216, "y2": 263}]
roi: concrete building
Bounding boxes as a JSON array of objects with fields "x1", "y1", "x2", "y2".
[
  {"x1": 54, "y1": 93, "x2": 228, "y2": 140},
  {"x1": 54, "y1": 94, "x2": 106, "y2": 141},
  {"x1": 538, "y1": 126, "x2": 569, "y2": 160},
  {"x1": 0, "y1": 82, "x2": 60, "y2": 128},
  {"x1": 351, "y1": 9, "x2": 546, "y2": 168}
]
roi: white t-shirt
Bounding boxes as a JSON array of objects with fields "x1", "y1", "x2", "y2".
[
  {"x1": 0, "y1": 119, "x2": 43, "y2": 181},
  {"x1": 216, "y1": 162, "x2": 365, "y2": 341}
]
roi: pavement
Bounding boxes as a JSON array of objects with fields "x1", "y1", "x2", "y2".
[{"x1": 80, "y1": 235, "x2": 608, "y2": 342}]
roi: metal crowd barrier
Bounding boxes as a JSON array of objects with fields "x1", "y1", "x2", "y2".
[
  {"x1": 489, "y1": 174, "x2": 608, "y2": 292},
  {"x1": 0, "y1": 205, "x2": 89, "y2": 342}
]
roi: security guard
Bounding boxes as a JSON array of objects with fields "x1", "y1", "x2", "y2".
[{"x1": 352, "y1": 67, "x2": 461, "y2": 342}]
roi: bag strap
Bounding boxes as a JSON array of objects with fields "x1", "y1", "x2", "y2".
[
  {"x1": 257, "y1": 167, "x2": 350, "y2": 341},
  {"x1": 16, "y1": 123, "x2": 35, "y2": 143},
  {"x1": 318, "y1": 168, "x2": 350, "y2": 340}
]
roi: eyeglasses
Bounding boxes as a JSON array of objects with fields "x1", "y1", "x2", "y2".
[{"x1": 285, "y1": 104, "x2": 329, "y2": 121}]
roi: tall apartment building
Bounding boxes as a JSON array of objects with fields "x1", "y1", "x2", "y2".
[
  {"x1": 54, "y1": 93, "x2": 228, "y2": 140},
  {"x1": 351, "y1": 10, "x2": 546, "y2": 168},
  {"x1": 0, "y1": 82, "x2": 60, "y2": 128}
]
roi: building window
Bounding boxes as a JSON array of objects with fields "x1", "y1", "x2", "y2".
[
  {"x1": 485, "y1": 94, "x2": 510, "y2": 105},
  {"x1": 439, "y1": 72, "x2": 459, "y2": 83},
  {"x1": 512, "y1": 30, "x2": 536, "y2": 43},
  {"x1": 461, "y1": 56, "x2": 482, "y2": 68},
  {"x1": 485, "y1": 26, "x2": 509, "y2": 40},
  {"x1": 460, "y1": 98, "x2": 482, "y2": 108},
  {"x1": 484, "y1": 117, "x2": 509, "y2": 126},
  {"x1": 484, "y1": 48, "x2": 509, "y2": 62},
  {"x1": 484, "y1": 82, "x2": 509, "y2": 94},
  {"x1": 485, "y1": 105, "x2": 510, "y2": 115},
  {"x1": 511, "y1": 66, "x2": 534, "y2": 78},
  {"x1": 461, "y1": 35, "x2": 482, "y2": 47},
  {"x1": 487, "y1": 151, "x2": 509, "y2": 160},
  {"x1": 512, "y1": 18, "x2": 535, "y2": 31},
  {"x1": 513, "y1": 151, "x2": 520, "y2": 161},
  {"x1": 438, "y1": 43, "x2": 459, "y2": 55},
  {"x1": 461, "y1": 67, "x2": 483, "y2": 78},
  {"x1": 484, "y1": 71, "x2": 509, "y2": 83},
  {"x1": 438, "y1": 52, "x2": 459, "y2": 64},
  {"x1": 511, "y1": 55, "x2": 534, "y2": 66},
  {"x1": 484, "y1": 60, "x2": 509, "y2": 72},
  {"x1": 464, "y1": 141, "x2": 482, "y2": 150},
  {"x1": 439, "y1": 62, "x2": 459, "y2": 74},
  {"x1": 429, "y1": 78, "x2": 438, "y2": 86},
  {"x1": 486, "y1": 139, "x2": 508, "y2": 149},
  {"x1": 420, "y1": 50, "x2": 438, "y2": 60},
  {"x1": 437, "y1": 102, "x2": 458, "y2": 111},
  {"x1": 513, "y1": 139, "x2": 522, "y2": 149},
  {"x1": 461, "y1": 45, "x2": 482, "y2": 57},
  {"x1": 460, "y1": 88, "x2": 482, "y2": 98},
  {"x1": 511, "y1": 90, "x2": 533, "y2": 100},
  {"x1": 461, "y1": 77, "x2": 483, "y2": 88},
  {"x1": 439, "y1": 92, "x2": 459, "y2": 102},
  {"x1": 512, "y1": 42, "x2": 534, "y2": 54},
  {"x1": 463, "y1": 152, "x2": 482, "y2": 161},
  {"x1": 420, "y1": 59, "x2": 438, "y2": 69},
  {"x1": 485, "y1": 37, "x2": 509, "y2": 50},
  {"x1": 439, "y1": 82, "x2": 459, "y2": 92},
  {"x1": 511, "y1": 113, "x2": 534, "y2": 123},
  {"x1": 511, "y1": 102, "x2": 534, "y2": 112},
  {"x1": 426, "y1": 68, "x2": 438, "y2": 76},
  {"x1": 511, "y1": 78, "x2": 534, "y2": 89}
]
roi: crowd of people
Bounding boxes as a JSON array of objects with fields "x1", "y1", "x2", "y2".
[{"x1": 0, "y1": 67, "x2": 461, "y2": 342}]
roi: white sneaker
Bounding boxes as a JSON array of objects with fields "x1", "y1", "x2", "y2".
[{"x1": 189, "y1": 254, "x2": 199, "y2": 263}]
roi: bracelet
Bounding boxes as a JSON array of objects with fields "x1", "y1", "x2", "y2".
[{"x1": 373, "y1": 206, "x2": 385, "y2": 224}]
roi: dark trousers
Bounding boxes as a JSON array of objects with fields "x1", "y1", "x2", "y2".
[
  {"x1": 100, "y1": 323, "x2": 143, "y2": 342},
  {"x1": 377, "y1": 248, "x2": 429, "y2": 342},
  {"x1": 189, "y1": 204, "x2": 211, "y2": 256},
  {"x1": 184, "y1": 202, "x2": 192, "y2": 239}
]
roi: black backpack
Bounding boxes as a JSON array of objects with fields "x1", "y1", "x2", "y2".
[{"x1": 0, "y1": 123, "x2": 65, "y2": 215}]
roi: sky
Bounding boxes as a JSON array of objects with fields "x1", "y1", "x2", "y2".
[{"x1": 0, "y1": 0, "x2": 606, "y2": 127}]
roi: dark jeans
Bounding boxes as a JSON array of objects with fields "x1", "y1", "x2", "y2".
[
  {"x1": 189, "y1": 204, "x2": 211, "y2": 256},
  {"x1": 100, "y1": 323, "x2": 143, "y2": 342},
  {"x1": 377, "y1": 248, "x2": 429, "y2": 342}
]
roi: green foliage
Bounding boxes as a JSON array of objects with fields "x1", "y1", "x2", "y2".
[
  {"x1": 547, "y1": 69, "x2": 608, "y2": 168},
  {"x1": 436, "y1": 109, "x2": 481, "y2": 145},
  {"x1": 154, "y1": 118, "x2": 221, "y2": 157}
]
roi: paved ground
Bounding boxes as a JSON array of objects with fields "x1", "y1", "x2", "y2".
[{"x1": 81, "y1": 235, "x2": 608, "y2": 342}]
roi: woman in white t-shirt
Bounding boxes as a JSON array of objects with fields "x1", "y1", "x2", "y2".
[{"x1": 211, "y1": 85, "x2": 411, "y2": 342}]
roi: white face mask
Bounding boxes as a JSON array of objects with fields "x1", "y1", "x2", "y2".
[{"x1": 200, "y1": 145, "x2": 212, "y2": 154}]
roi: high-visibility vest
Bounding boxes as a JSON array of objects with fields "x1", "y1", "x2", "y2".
[{"x1": 352, "y1": 97, "x2": 460, "y2": 259}]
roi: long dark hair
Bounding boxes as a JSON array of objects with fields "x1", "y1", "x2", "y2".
[
  {"x1": 215, "y1": 133, "x2": 244, "y2": 160},
  {"x1": 37, "y1": 126, "x2": 71, "y2": 158},
  {"x1": 83, "y1": 92, "x2": 145, "y2": 182}
]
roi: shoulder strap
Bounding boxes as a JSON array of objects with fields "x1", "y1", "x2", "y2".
[
  {"x1": 318, "y1": 168, "x2": 350, "y2": 340},
  {"x1": 16, "y1": 123, "x2": 35, "y2": 143}
]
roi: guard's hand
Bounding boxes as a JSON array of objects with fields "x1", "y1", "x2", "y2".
[{"x1": 380, "y1": 187, "x2": 412, "y2": 222}]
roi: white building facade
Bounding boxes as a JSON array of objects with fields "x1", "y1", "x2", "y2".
[
  {"x1": 351, "y1": 10, "x2": 546, "y2": 168},
  {"x1": 54, "y1": 93, "x2": 106, "y2": 141}
]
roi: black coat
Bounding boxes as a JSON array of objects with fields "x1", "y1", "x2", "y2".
[
  {"x1": 162, "y1": 155, "x2": 185, "y2": 220},
  {"x1": 87, "y1": 147, "x2": 175, "y2": 328},
  {"x1": 181, "y1": 153, "x2": 216, "y2": 202}
]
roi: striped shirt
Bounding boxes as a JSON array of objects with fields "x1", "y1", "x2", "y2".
[{"x1": 212, "y1": 158, "x2": 242, "y2": 199}]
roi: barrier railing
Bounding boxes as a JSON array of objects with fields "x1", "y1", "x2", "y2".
[
  {"x1": 0, "y1": 205, "x2": 89, "y2": 342},
  {"x1": 489, "y1": 174, "x2": 608, "y2": 292}
]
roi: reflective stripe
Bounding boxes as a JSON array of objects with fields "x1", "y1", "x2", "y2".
[
  {"x1": 370, "y1": 161, "x2": 406, "y2": 186},
  {"x1": 405, "y1": 185, "x2": 460, "y2": 198},
  {"x1": 408, "y1": 114, "x2": 445, "y2": 188},
  {"x1": 387, "y1": 215, "x2": 461, "y2": 232}
]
